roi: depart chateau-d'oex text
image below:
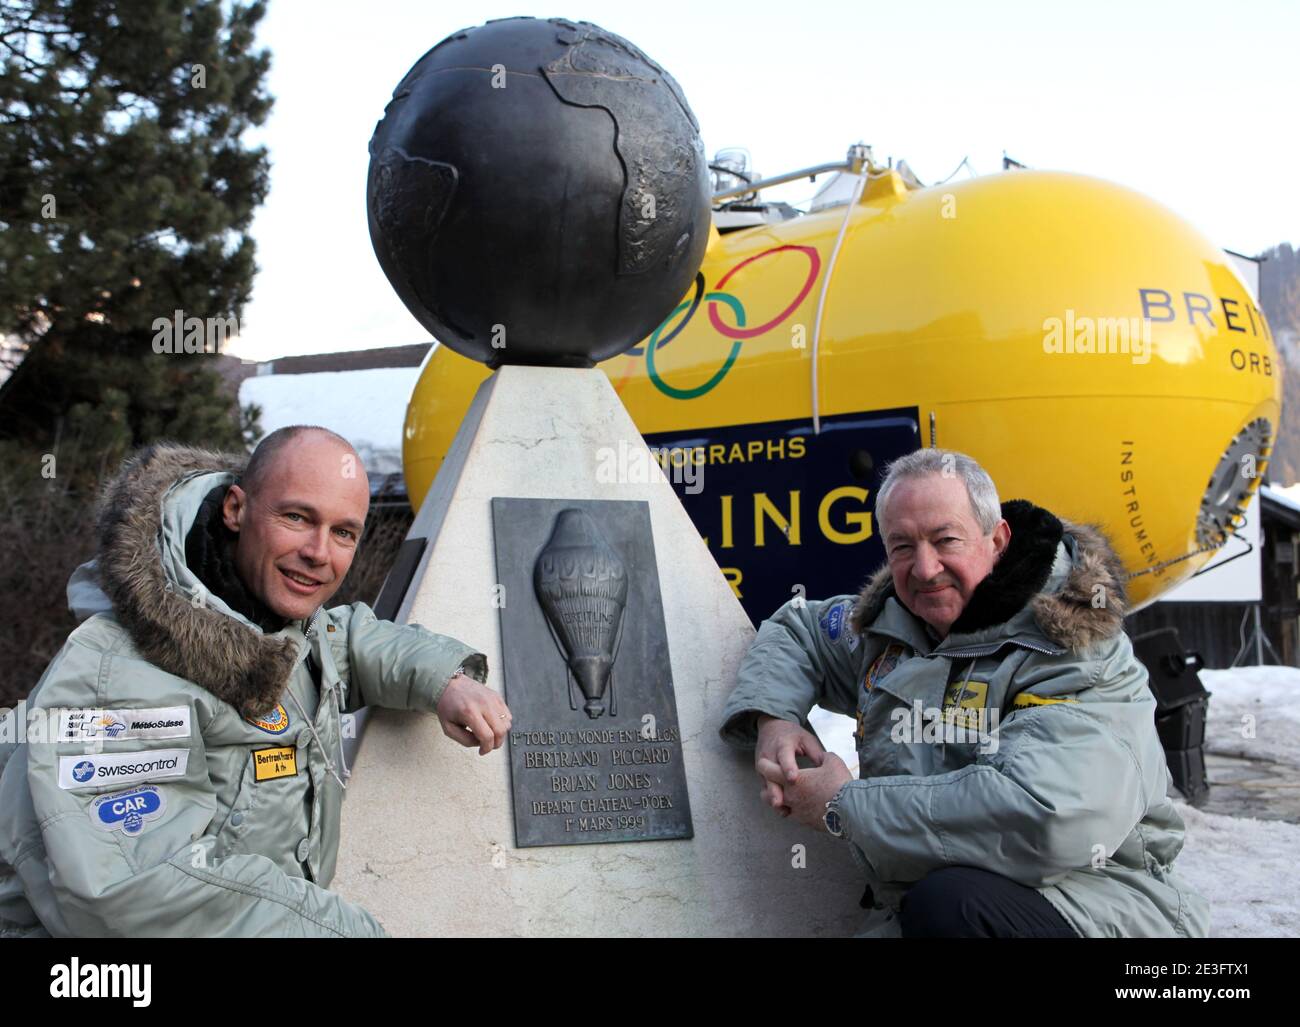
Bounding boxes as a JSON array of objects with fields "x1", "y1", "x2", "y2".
[{"x1": 512, "y1": 726, "x2": 682, "y2": 835}]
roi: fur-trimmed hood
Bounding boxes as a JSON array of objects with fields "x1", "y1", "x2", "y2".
[
  {"x1": 87, "y1": 443, "x2": 301, "y2": 718},
  {"x1": 848, "y1": 499, "x2": 1128, "y2": 651}
]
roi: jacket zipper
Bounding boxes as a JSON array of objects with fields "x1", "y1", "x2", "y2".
[
  {"x1": 300, "y1": 613, "x2": 351, "y2": 787},
  {"x1": 939, "y1": 639, "x2": 1065, "y2": 658},
  {"x1": 864, "y1": 629, "x2": 1064, "y2": 660}
]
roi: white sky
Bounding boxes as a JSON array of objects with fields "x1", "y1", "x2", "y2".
[{"x1": 227, "y1": 0, "x2": 1300, "y2": 361}]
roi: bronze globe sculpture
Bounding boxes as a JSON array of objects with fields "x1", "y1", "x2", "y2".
[{"x1": 367, "y1": 17, "x2": 712, "y2": 368}]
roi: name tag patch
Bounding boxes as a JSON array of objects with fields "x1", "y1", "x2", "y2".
[
  {"x1": 253, "y1": 746, "x2": 298, "y2": 782},
  {"x1": 89, "y1": 785, "x2": 166, "y2": 836},
  {"x1": 57, "y1": 706, "x2": 191, "y2": 743},
  {"x1": 1011, "y1": 692, "x2": 1078, "y2": 710},
  {"x1": 59, "y1": 749, "x2": 189, "y2": 790}
]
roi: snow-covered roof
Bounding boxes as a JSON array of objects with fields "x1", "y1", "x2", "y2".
[
  {"x1": 239, "y1": 366, "x2": 420, "y2": 477},
  {"x1": 1264, "y1": 483, "x2": 1300, "y2": 517}
]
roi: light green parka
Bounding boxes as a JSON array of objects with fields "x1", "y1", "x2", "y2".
[
  {"x1": 0, "y1": 445, "x2": 485, "y2": 937},
  {"x1": 720, "y1": 500, "x2": 1210, "y2": 938}
]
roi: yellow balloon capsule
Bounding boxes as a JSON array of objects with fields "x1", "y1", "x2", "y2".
[{"x1": 403, "y1": 168, "x2": 1279, "y2": 621}]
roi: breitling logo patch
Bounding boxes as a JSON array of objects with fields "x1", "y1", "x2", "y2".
[{"x1": 942, "y1": 680, "x2": 989, "y2": 730}]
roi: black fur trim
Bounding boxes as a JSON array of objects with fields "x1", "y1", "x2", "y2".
[{"x1": 947, "y1": 500, "x2": 1064, "y2": 636}]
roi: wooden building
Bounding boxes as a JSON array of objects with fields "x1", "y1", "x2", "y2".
[{"x1": 1126, "y1": 485, "x2": 1300, "y2": 668}]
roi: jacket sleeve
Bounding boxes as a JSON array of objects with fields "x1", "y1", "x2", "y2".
[
  {"x1": 835, "y1": 632, "x2": 1159, "y2": 888},
  {"x1": 719, "y1": 594, "x2": 863, "y2": 749},
  {"x1": 331, "y1": 602, "x2": 488, "y2": 714},
  {"x1": 23, "y1": 640, "x2": 388, "y2": 938}
]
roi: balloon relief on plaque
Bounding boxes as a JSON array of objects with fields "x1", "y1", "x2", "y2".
[{"x1": 533, "y1": 509, "x2": 629, "y2": 720}]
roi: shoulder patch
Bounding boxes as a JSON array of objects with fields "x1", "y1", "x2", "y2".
[
  {"x1": 819, "y1": 601, "x2": 860, "y2": 652},
  {"x1": 819, "y1": 601, "x2": 847, "y2": 641},
  {"x1": 245, "y1": 703, "x2": 291, "y2": 735},
  {"x1": 865, "y1": 643, "x2": 906, "y2": 690}
]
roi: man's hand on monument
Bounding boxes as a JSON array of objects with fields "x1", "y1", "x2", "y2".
[
  {"x1": 758, "y1": 752, "x2": 852, "y2": 831},
  {"x1": 754, "y1": 715, "x2": 827, "y2": 815},
  {"x1": 436, "y1": 673, "x2": 512, "y2": 755}
]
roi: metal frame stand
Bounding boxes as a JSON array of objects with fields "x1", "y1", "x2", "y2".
[{"x1": 1231, "y1": 604, "x2": 1281, "y2": 668}]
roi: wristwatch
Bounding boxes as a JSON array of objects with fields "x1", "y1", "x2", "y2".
[{"x1": 823, "y1": 799, "x2": 845, "y2": 838}]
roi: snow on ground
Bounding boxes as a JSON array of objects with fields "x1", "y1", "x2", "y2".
[
  {"x1": 1170, "y1": 803, "x2": 1300, "y2": 937},
  {"x1": 1201, "y1": 666, "x2": 1300, "y2": 767},
  {"x1": 809, "y1": 664, "x2": 1300, "y2": 937}
]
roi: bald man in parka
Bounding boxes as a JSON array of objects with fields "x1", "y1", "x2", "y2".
[
  {"x1": 719, "y1": 449, "x2": 1210, "y2": 938},
  {"x1": 0, "y1": 429, "x2": 511, "y2": 937}
]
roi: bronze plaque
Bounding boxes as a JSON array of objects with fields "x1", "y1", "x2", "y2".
[{"x1": 491, "y1": 497, "x2": 693, "y2": 847}]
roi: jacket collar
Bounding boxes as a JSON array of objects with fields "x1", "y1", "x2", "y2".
[
  {"x1": 91, "y1": 443, "x2": 307, "y2": 718},
  {"x1": 848, "y1": 499, "x2": 1129, "y2": 652}
]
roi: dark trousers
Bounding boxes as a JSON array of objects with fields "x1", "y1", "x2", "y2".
[{"x1": 899, "y1": 866, "x2": 1079, "y2": 938}]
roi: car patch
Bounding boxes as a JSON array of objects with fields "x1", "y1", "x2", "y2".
[
  {"x1": 88, "y1": 785, "x2": 166, "y2": 836},
  {"x1": 819, "y1": 602, "x2": 861, "y2": 652},
  {"x1": 820, "y1": 603, "x2": 846, "y2": 641}
]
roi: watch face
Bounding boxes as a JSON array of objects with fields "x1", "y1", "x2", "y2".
[{"x1": 824, "y1": 808, "x2": 843, "y2": 837}]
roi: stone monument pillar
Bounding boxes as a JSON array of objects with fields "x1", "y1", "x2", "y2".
[{"x1": 333, "y1": 17, "x2": 866, "y2": 935}]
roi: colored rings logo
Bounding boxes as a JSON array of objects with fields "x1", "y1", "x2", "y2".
[
  {"x1": 246, "y1": 703, "x2": 290, "y2": 735},
  {"x1": 642, "y1": 245, "x2": 822, "y2": 399}
]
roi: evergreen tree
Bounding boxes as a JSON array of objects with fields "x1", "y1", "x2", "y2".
[
  {"x1": 1257, "y1": 243, "x2": 1300, "y2": 484},
  {"x1": 1258, "y1": 242, "x2": 1299, "y2": 341},
  {"x1": 0, "y1": 0, "x2": 272, "y2": 476}
]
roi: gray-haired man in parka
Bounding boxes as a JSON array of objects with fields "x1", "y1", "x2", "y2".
[
  {"x1": 0, "y1": 428, "x2": 511, "y2": 937},
  {"x1": 719, "y1": 448, "x2": 1209, "y2": 938}
]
